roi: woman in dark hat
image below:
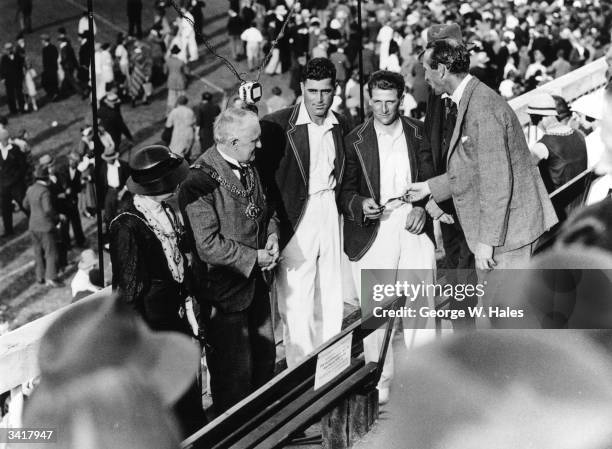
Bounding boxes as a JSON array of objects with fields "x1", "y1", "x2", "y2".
[
  {"x1": 108, "y1": 144, "x2": 206, "y2": 435},
  {"x1": 108, "y1": 144, "x2": 193, "y2": 335}
]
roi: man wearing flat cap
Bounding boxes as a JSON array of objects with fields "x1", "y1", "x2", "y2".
[{"x1": 178, "y1": 107, "x2": 278, "y2": 416}]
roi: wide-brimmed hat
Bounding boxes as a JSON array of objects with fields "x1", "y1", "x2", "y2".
[
  {"x1": 36, "y1": 292, "x2": 200, "y2": 406},
  {"x1": 78, "y1": 249, "x2": 98, "y2": 271},
  {"x1": 526, "y1": 93, "x2": 558, "y2": 116},
  {"x1": 127, "y1": 144, "x2": 189, "y2": 196},
  {"x1": 101, "y1": 146, "x2": 119, "y2": 161},
  {"x1": 104, "y1": 92, "x2": 120, "y2": 105}
]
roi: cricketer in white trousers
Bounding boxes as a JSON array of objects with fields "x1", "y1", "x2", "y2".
[
  {"x1": 276, "y1": 190, "x2": 344, "y2": 368},
  {"x1": 351, "y1": 201, "x2": 437, "y2": 391}
]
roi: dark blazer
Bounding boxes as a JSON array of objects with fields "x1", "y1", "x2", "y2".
[
  {"x1": 42, "y1": 43, "x2": 59, "y2": 72},
  {"x1": 59, "y1": 43, "x2": 78, "y2": 71},
  {"x1": 0, "y1": 53, "x2": 25, "y2": 85},
  {"x1": 259, "y1": 104, "x2": 348, "y2": 249},
  {"x1": 179, "y1": 147, "x2": 279, "y2": 313},
  {"x1": 428, "y1": 77, "x2": 558, "y2": 254},
  {"x1": 340, "y1": 116, "x2": 434, "y2": 261},
  {"x1": 24, "y1": 181, "x2": 58, "y2": 232},
  {"x1": 98, "y1": 103, "x2": 133, "y2": 147},
  {"x1": 109, "y1": 204, "x2": 190, "y2": 334},
  {"x1": 0, "y1": 144, "x2": 27, "y2": 188}
]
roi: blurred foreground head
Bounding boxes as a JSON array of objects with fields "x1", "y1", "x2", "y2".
[
  {"x1": 381, "y1": 330, "x2": 612, "y2": 449},
  {"x1": 23, "y1": 368, "x2": 181, "y2": 449}
]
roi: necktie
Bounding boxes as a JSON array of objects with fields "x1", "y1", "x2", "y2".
[
  {"x1": 441, "y1": 98, "x2": 458, "y2": 170},
  {"x1": 226, "y1": 161, "x2": 248, "y2": 188}
]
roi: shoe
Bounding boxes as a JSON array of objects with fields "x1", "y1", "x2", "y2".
[
  {"x1": 45, "y1": 279, "x2": 64, "y2": 288},
  {"x1": 378, "y1": 387, "x2": 390, "y2": 405}
]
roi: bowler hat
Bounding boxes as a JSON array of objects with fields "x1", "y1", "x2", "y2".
[
  {"x1": 126, "y1": 144, "x2": 189, "y2": 196},
  {"x1": 36, "y1": 292, "x2": 200, "y2": 405}
]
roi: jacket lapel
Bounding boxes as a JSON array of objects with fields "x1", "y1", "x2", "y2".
[
  {"x1": 208, "y1": 149, "x2": 250, "y2": 205},
  {"x1": 286, "y1": 104, "x2": 309, "y2": 189},
  {"x1": 354, "y1": 119, "x2": 379, "y2": 202},
  {"x1": 446, "y1": 77, "x2": 479, "y2": 164},
  {"x1": 400, "y1": 117, "x2": 419, "y2": 183},
  {"x1": 332, "y1": 122, "x2": 345, "y2": 186}
]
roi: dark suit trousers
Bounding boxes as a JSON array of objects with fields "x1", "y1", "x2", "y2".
[
  {"x1": 59, "y1": 198, "x2": 85, "y2": 245},
  {"x1": 206, "y1": 276, "x2": 276, "y2": 416},
  {"x1": 4, "y1": 80, "x2": 24, "y2": 113},
  {"x1": 441, "y1": 215, "x2": 476, "y2": 330},
  {"x1": 103, "y1": 187, "x2": 120, "y2": 230},
  {"x1": 31, "y1": 230, "x2": 58, "y2": 281},
  {"x1": 0, "y1": 183, "x2": 25, "y2": 234}
]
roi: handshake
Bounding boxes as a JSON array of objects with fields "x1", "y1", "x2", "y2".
[{"x1": 258, "y1": 233, "x2": 280, "y2": 271}]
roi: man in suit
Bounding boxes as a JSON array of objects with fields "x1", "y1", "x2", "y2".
[
  {"x1": 179, "y1": 107, "x2": 278, "y2": 416},
  {"x1": 58, "y1": 36, "x2": 85, "y2": 98},
  {"x1": 23, "y1": 165, "x2": 62, "y2": 287},
  {"x1": 417, "y1": 23, "x2": 476, "y2": 329},
  {"x1": 340, "y1": 71, "x2": 436, "y2": 404},
  {"x1": 408, "y1": 40, "x2": 557, "y2": 278},
  {"x1": 98, "y1": 92, "x2": 133, "y2": 150},
  {"x1": 99, "y1": 146, "x2": 130, "y2": 233},
  {"x1": 41, "y1": 34, "x2": 59, "y2": 101},
  {"x1": 0, "y1": 42, "x2": 25, "y2": 114},
  {"x1": 165, "y1": 45, "x2": 189, "y2": 114},
  {"x1": 53, "y1": 152, "x2": 86, "y2": 247},
  {"x1": 127, "y1": 0, "x2": 143, "y2": 38},
  {"x1": 0, "y1": 128, "x2": 26, "y2": 237},
  {"x1": 259, "y1": 58, "x2": 347, "y2": 367},
  {"x1": 194, "y1": 91, "x2": 220, "y2": 153}
]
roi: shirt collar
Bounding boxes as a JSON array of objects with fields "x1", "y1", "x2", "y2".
[
  {"x1": 0, "y1": 142, "x2": 11, "y2": 152},
  {"x1": 450, "y1": 74, "x2": 473, "y2": 106},
  {"x1": 134, "y1": 194, "x2": 164, "y2": 214},
  {"x1": 373, "y1": 118, "x2": 403, "y2": 140},
  {"x1": 295, "y1": 101, "x2": 339, "y2": 127},
  {"x1": 217, "y1": 148, "x2": 243, "y2": 168}
]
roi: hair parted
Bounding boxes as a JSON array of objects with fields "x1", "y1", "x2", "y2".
[
  {"x1": 367, "y1": 70, "x2": 405, "y2": 97},
  {"x1": 213, "y1": 107, "x2": 259, "y2": 144},
  {"x1": 301, "y1": 57, "x2": 336, "y2": 84},
  {"x1": 426, "y1": 39, "x2": 470, "y2": 74}
]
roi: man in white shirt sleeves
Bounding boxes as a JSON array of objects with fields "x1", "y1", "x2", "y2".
[{"x1": 339, "y1": 71, "x2": 437, "y2": 404}]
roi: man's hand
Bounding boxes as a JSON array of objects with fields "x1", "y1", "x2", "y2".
[
  {"x1": 406, "y1": 182, "x2": 431, "y2": 202},
  {"x1": 257, "y1": 249, "x2": 275, "y2": 270},
  {"x1": 425, "y1": 198, "x2": 455, "y2": 224},
  {"x1": 263, "y1": 233, "x2": 280, "y2": 271},
  {"x1": 405, "y1": 207, "x2": 426, "y2": 234},
  {"x1": 475, "y1": 242, "x2": 496, "y2": 271},
  {"x1": 362, "y1": 198, "x2": 383, "y2": 220}
]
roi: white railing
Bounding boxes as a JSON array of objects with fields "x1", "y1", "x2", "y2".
[
  {"x1": 0, "y1": 56, "x2": 609, "y2": 423},
  {"x1": 509, "y1": 57, "x2": 608, "y2": 127}
]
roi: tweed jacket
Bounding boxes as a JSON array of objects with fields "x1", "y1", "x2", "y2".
[
  {"x1": 428, "y1": 77, "x2": 558, "y2": 254},
  {"x1": 340, "y1": 116, "x2": 434, "y2": 261},
  {"x1": 24, "y1": 181, "x2": 58, "y2": 233},
  {"x1": 258, "y1": 103, "x2": 348, "y2": 250},
  {"x1": 178, "y1": 147, "x2": 279, "y2": 313}
]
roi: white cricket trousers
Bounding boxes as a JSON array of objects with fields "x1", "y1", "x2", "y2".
[
  {"x1": 276, "y1": 190, "x2": 344, "y2": 368},
  {"x1": 351, "y1": 204, "x2": 436, "y2": 390}
]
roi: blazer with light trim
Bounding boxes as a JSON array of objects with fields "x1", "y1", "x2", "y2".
[
  {"x1": 340, "y1": 116, "x2": 434, "y2": 261},
  {"x1": 258, "y1": 103, "x2": 348, "y2": 250},
  {"x1": 427, "y1": 77, "x2": 558, "y2": 254}
]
